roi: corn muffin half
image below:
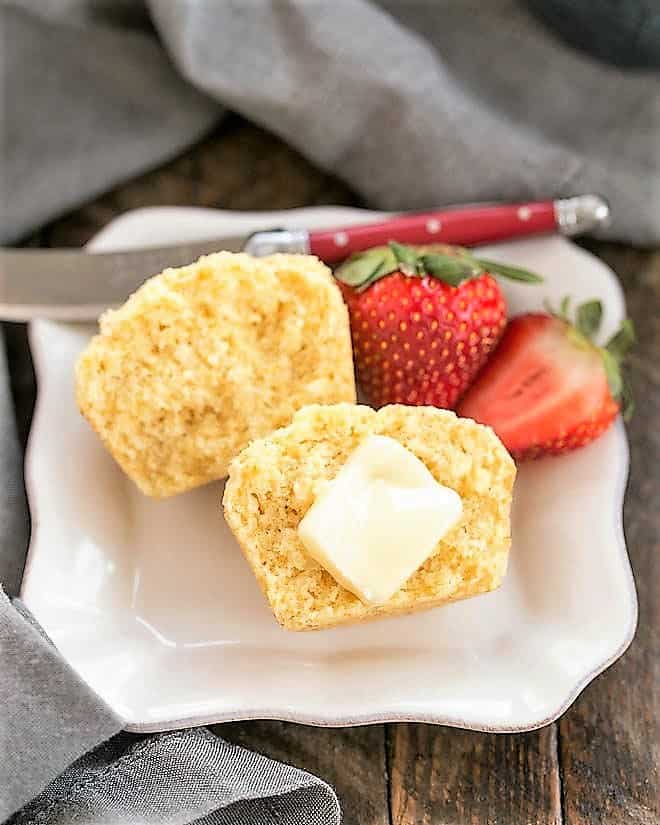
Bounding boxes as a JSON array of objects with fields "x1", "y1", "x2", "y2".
[
  {"x1": 76, "y1": 253, "x2": 356, "y2": 497},
  {"x1": 223, "y1": 403, "x2": 516, "y2": 630}
]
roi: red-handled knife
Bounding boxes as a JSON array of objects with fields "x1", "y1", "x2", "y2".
[
  {"x1": 244, "y1": 195, "x2": 610, "y2": 262},
  {"x1": 0, "y1": 195, "x2": 609, "y2": 321}
]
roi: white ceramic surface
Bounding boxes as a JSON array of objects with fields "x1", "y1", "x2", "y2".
[{"x1": 21, "y1": 207, "x2": 637, "y2": 732}]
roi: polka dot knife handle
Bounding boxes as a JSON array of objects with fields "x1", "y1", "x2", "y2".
[
  {"x1": 308, "y1": 196, "x2": 610, "y2": 263},
  {"x1": 0, "y1": 196, "x2": 609, "y2": 322}
]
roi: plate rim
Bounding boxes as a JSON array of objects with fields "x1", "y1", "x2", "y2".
[{"x1": 21, "y1": 205, "x2": 639, "y2": 733}]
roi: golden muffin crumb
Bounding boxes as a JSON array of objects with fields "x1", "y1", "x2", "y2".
[
  {"x1": 75, "y1": 253, "x2": 356, "y2": 497},
  {"x1": 223, "y1": 403, "x2": 516, "y2": 631}
]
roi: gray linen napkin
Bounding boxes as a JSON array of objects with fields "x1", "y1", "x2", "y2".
[
  {"x1": 6, "y1": 724, "x2": 340, "y2": 825},
  {"x1": 0, "y1": 340, "x2": 340, "y2": 823},
  {"x1": 2, "y1": 0, "x2": 659, "y2": 247}
]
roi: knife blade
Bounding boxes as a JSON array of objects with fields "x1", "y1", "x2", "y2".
[
  {"x1": 0, "y1": 235, "x2": 246, "y2": 322},
  {"x1": 0, "y1": 196, "x2": 609, "y2": 322}
]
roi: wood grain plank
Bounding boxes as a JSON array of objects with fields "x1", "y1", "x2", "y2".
[
  {"x1": 2, "y1": 234, "x2": 41, "y2": 449},
  {"x1": 1, "y1": 322, "x2": 35, "y2": 452},
  {"x1": 558, "y1": 243, "x2": 660, "y2": 825},
  {"x1": 388, "y1": 724, "x2": 561, "y2": 825},
  {"x1": 215, "y1": 721, "x2": 390, "y2": 825}
]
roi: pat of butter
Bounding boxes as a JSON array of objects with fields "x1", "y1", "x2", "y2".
[{"x1": 297, "y1": 435, "x2": 463, "y2": 605}]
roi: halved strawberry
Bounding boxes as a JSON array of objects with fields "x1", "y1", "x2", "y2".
[
  {"x1": 457, "y1": 299, "x2": 634, "y2": 459},
  {"x1": 335, "y1": 242, "x2": 541, "y2": 409}
]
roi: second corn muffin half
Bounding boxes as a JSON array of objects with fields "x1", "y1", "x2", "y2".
[{"x1": 75, "y1": 252, "x2": 356, "y2": 497}]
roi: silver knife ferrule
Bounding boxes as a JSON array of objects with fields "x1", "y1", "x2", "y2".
[
  {"x1": 243, "y1": 228, "x2": 310, "y2": 257},
  {"x1": 554, "y1": 195, "x2": 610, "y2": 236}
]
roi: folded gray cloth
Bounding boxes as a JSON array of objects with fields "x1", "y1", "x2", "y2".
[
  {"x1": 0, "y1": 589, "x2": 123, "y2": 819},
  {"x1": 0, "y1": 338, "x2": 339, "y2": 823},
  {"x1": 2, "y1": 0, "x2": 659, "y2": 246},
  {"x1": 7, "y1": 723, "x2": 340, "y2": 825}
]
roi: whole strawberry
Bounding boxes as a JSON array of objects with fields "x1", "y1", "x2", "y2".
[
  {"x1": 458, "y1": 298, "x2": 634, "y2": 459},
  {"x1": 335, "y1": 242, "x2": 541, "y2": 408}
]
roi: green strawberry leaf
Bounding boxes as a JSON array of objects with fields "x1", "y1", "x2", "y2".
[
  {"x1": 472, "y1": 258, "x2": 543, "y2": 283},
  {"x1": 606, "y1": 318, "x2": 636, "y2": 360},
  {"x1": 337, "y1": 245, "x2": 543, "y2": 291},
  {"x1": 355, "y1": 256, "x2": 399, "y2": 292},
  {"x1": 602, "y1": 316, "x2": 635, "y2": 418},
  {"x1": 418, "y1": 254, "x2": 476, "y2": 286},
  {"x1": 620, "y1": 376, "x2": 635, "y2": 422},
  {"x1": 576, "y1": 300, "x2": 603, "y2": 339},
  {"x1": 388, "y1": 241, "x2": 418, "y2": 271},
  {"x1": 601, "y1": 348, "x2": 623, "y2": 400},
  {"x1": 334, "y1": 252, "x2": 384, "y2": 287},
  {"x1": 335, "y1": 247, "x2": 398, "y2": 288}
]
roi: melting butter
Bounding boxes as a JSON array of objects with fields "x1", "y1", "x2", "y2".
[{"x1": 297, "y1": 435, "x2": 463, "y2": 605}]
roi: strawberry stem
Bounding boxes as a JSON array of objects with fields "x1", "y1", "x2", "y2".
[{"x1": 334, "y1": 241, "x2": 544, "y2": 290}]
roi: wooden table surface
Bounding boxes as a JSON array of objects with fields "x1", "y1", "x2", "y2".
[{"x1": 4, "y1": 116, "x2": 658, "y2": 825}]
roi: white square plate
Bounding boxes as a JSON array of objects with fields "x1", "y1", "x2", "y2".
[{"x1": 21, "y1": 207, "x2": 637, "y2": 732}]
